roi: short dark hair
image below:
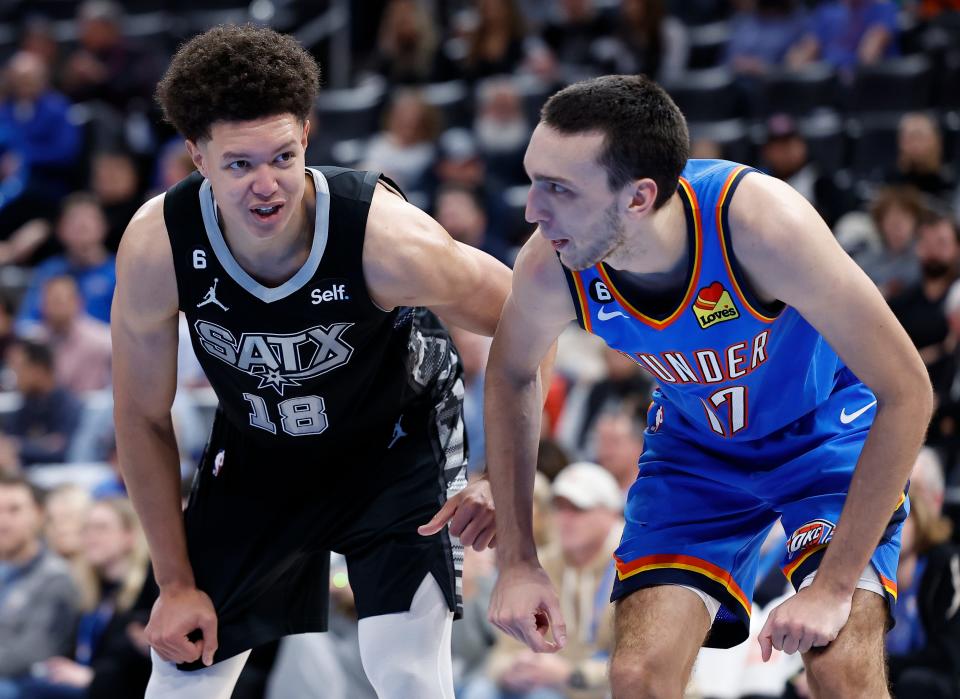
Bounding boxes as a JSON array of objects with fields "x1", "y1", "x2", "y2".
[
  {"x1": 918, "y1": 207, "x2": 960, "y2": 242},
  {"x1": 541, "y1": 74, "x2": 689, "y2": 208},
  {"x1": 0, "y1": 473, "x2": 44, "y2": 507},
  {"x1": 156, "y1": 24, "x2": 321, "y2": 142},
  {"x1": 11, "y1": 337, "x2": 54, "y2": 372}
]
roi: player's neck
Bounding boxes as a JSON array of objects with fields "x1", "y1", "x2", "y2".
[
  {"x1": 222, "y1": 175, "x2": 317, "y2": 286},
  {"x1": 610, "y1": 191, "x2": 688, "y2": 287}
]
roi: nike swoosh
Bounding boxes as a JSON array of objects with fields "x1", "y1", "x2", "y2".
[
  {"x1": 597, "y1": 306, "x2": 628, "y2": 321},
  {"x1": 839, "y1": 400, "x2": 877, "y2": 424}
]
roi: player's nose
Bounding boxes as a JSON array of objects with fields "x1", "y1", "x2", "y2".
[
  {"x1": 250, "y1": 164, "x2": 279, "y2": 197},
  {"x1": 525, "y1": 189, "x2": 548, "y2": 225}
]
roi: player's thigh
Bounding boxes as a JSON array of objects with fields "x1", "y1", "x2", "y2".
[
  {"x1": 611, "y1": 585, "x2": 712, "y2": 686},
  {"x1": 802, "y1": 589, "x2": 889, "y2": 696}
]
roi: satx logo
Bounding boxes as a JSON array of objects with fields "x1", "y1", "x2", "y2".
[
  {"x1": 786, "y1": 519, "x2": 835, "y2": 556},
  {"x1": 692, "y1": 282, "x2": 739, "y2": 329},
  {"x1": 194, "y1": 320, "x2": 354, "y2": 395}
]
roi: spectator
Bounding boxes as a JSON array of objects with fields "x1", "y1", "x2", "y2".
[
  {"x1": 90, "y1": 150, "x2": 142, "y2": 252},
  {"x1": 40, "y1": 275, "x2": 112, "y2": 394},
  {"x1": 856, "y1": 186, "x2": 924, "y2": 299},
  {"x1": 471, "y1": 462, "x2": 623, "y2": 699},
  {"x1": 59, "y1": 1, "x2": 161, "y2": 112},
  {"x1": 14, "y1": 193, "x2": 116, "y2": 333},
  {"x1": 435, "y1": 184, "x2": 512, "y2": 264},
  {"x1": 787, "y1": 0, "x2": 899, "y2": 75},
  {"x1": 44, "y1": 484, "x2": 92, "y2": 566},
  {"x1": 885, "y1": 112, "x2": 958, "y2": 202},
  {"x1": 0, "y1": 338, "x2": 83, "y2": 468},
  {"x1": 726, "y1": 0, "x2": 808, "y2": 76},
  {"x1": 889, "y1": 211, "x2": 960, "y2": 395},
  {"x1": 453, "y1": 546, "x2": 498, "y2": 694},
  {"x1": 887, "y1": 451, "x2": 960, "y2": 698},
  {"x1": 0, "y1": 297, "x2": 14, "y2": 390},
  {"x1": 0, "y1": 474, "x2": 80, "y2": 688},
  {"x1": 460, "y1": 0, "x2": 530, "y2": 81},
  {"x1": 370, "y1": 0, "x2": 457, "y2": 85},
  {"x1": 0, "y1": 51, "x2": 81, "y2": 238},
  {"x1": 760, "y1": 113, "x2": 844, "y2": 226},
  {"x1": 22, "y1": 497, "x2": 152, "y2": 698},
  {"x1": 361, "y1": 89, "x2": 442, "y2": 198},
  {"x1": 474, "y1": 77, "x2": 531, "y2": 185},
  {"x1": 593, "y1": 409, "x2": 646, "y2": 494},
  {"x1": 151, "y1": 140, "x2": 194, "y2": 196},
  {"x1": 595, "y1": 0, "x2": 689, "y2": 83}
]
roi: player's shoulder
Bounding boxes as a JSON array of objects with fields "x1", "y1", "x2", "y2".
[
  {"x1": 116, "y1": 194, "x2": 175, "y2": 280},
  {"x1": 726, "y1": 168, "x2": 810, "y2": 248}
]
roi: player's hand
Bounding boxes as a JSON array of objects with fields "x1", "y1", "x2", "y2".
[
  {"x1": 418, "y1": 477, "x2": 496, "y2": 550},
  {"x1": 758, "y1": 585, "x2": 852, "y2": 661},
  {"x1": 488, "y1": 561, "x2": 567, "y2": 653},
  {"x1": 146, "y1": 584, "x2": 219, "y2": 666}
]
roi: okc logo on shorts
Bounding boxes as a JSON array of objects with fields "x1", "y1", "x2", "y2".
[
  {"x1": 692, "y1": 282, "x2": 739, "y2": 329},
  {"x1": 786, "y1": 518, "x2": 835, "y2": 557}
]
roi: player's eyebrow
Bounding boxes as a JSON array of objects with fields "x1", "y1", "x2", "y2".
[
  {"x1": 528, "y1": 172, "x2": 575, "y2": 186},
  {"x1": 221, "y1": 141, "x2": 297, "y2": 160}
]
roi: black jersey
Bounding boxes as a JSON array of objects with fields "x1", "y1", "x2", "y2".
[{"x1": 164, "y1": 166, "x2": 459, "y2": 454}]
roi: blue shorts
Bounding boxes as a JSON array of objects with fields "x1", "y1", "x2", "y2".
[{"x1": 611, "y1": 370, "x2": 907, "y2": 648}]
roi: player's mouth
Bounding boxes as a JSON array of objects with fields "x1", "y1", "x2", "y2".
[
  {"x1": 550, "y1": 238, "x2": 569, "y2": 251},
  {"x1": 250, "y1": 202, "x2": 284, "y2": 221}
]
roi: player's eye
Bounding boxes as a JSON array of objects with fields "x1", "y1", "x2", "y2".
[
  {"x1": 549, "y1": 182, "x2": 569, "y2": 194},
  {"x1": 228, "y1": 160, "x2": 250, "y2": 170},
  {"x1": 275, "y1": 152, "x2": 295, "y2": 163}
]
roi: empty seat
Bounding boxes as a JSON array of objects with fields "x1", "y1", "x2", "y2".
[
  {"x1": 688, "y1": 118, "x2": 753, "y2": 164},
  {"x1": 849, "y1": 55, "x2": 933, "y2": 113},
  {"x1": 687, "y1": 20, "x2": 731, "y2": 70},
  {"x1": 847, "y1": 112, "x2": 902, "y2": 180},
  {"x1": 420, "y1": 80, "x2": 471, "y2": 129},
  {"x1": 797, "y1": 110, "x2": 847, "y2": 174},
  {"x1": 760, "y1": 63, "x2": 839, "y2": 117},
  {"x1": 315, "y1": 81, "x2": 387, "y2": 143},
  {"x1": 663, "y1": 67, "x2": 739, "y2": 122}
]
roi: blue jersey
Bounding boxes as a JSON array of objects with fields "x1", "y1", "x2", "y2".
[{"x1": 561, "y1": 159, "x2": 848, "y2": 442}]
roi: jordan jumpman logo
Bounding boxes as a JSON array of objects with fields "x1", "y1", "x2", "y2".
[
  {"x1": 197, "y1": 278, "x2": 229, "y2": 311},
  {"x1": 388, "y1": 415, "x2": 407, "y2": 449}
]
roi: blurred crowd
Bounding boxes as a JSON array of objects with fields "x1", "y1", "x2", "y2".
[{"x1": 0, "y1": 0, "x2": 959, "y2": 697}]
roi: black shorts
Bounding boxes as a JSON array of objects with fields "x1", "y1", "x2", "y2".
[{"x1": 178, "y1": 389, "x2": 467, "y2": 670}]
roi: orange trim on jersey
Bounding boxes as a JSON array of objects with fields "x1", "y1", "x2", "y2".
[
  {"x1": 879, "y1": 572, "x2": 898, "y2": 599},
  {"x1": 782, "y1": 543, "x2": 827, "y2": 582},
  {"x1": 615, "y1": 552, "x2": 751, "y2": 615},
  {"x1": 595, "y1": 178, "x2": 702, "y2": 330},
  {"x1": 896, "y1": 491, "x2": 906, "y2": 511},
  {"x1": 716, "y1": 166, "x2": 778, "y2": 323},
  {"x1": 571, "y1": 271, "x2": 594, "y2": 334}
]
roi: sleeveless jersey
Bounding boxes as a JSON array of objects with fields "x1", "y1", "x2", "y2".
[
  {"x1": 562, "y1": 159, "x2": 845, "y2": 442},
  {"x1": 164, "y1": 167, "x2": 458, "y2": 452}
]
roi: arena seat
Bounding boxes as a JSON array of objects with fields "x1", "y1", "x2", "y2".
[{"x1": 849, "y1": 55, "x2": 933, "y2": 114}]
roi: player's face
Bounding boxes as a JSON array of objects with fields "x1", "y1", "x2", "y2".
[
  {"x1": 523, "y1": 124, "x2": 629, "y2": 270},
  {"x1": 188, "y1": 114, "x2": 309, "y2": 241}
]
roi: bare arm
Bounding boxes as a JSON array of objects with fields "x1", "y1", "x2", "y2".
[
  {"x1": 112, "y1": 197, "x2": 218, "y2": 665},
  {"x1": 112, "y1": 196, "x2": 186, "y2": 588},
  {"x1": 363, "y1": 183, "x2": 512, "y2": 337},
  {"x1": 732, "y1": 173, "x2": 931, "y2": 596},
  {"x1": 485, "y1": 233, "x2": 576, "y2": 651},
  {"x1": 730, "y1": 174, "x2": 932, "y2": 655}
]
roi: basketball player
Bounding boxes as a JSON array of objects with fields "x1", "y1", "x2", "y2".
[
  {"x1": 485, "y1": 74, "x2": 931, "y2": 697},
  {"x1": 112, "y1": 26, "x2": 521, "y2": 699}
]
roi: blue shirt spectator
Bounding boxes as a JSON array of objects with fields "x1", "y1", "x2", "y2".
[
  {"x1": 726, "y1": 1, "x2": 808, "y2": 75},
  {"x1": 795, "y1": 0, "x2": 898, "y2": 72},
  {"x1": 15, "y1": 193, "x2": 116, "y2": 331}
]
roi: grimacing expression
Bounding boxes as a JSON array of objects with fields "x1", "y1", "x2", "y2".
[
  {"x1": 188, "y1": 114, "x2": 309, "y2": 241},
  {"x1": 523, "y1": 124, "x2": 630, "y2": 270}
]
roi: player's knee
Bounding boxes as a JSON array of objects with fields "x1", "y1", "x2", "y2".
[
  {"x1": 364, "y1": 662, "x2": 436, "y2": 699},
  {"x1": 804, "y1": 645, "x2": 887, "y2": 698},
  {"x1": 609, "y1": 649, "x2": 684, "y2": 699}
]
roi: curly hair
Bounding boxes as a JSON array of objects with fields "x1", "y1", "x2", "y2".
[{"x1": 156, "y1": 24, "x2": 321, "y2": 142}]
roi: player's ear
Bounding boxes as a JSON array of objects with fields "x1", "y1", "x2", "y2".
[
  {"x1": 301, "y1": 119, "x2": 311, "y2": 150},
  {"x1": 185, "y1": 139, "x2": 207, "y2": 178},
  {"x1": 624, "y1": 178, "x2": 658, "y2": 217}
]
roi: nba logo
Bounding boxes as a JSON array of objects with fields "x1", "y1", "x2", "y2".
[
  {"x1": 652, "y1": 406, "x2": 664, "y2": 433},
  {"x1": 213, "y1": 449, "x2": 226, "y2": 477}
]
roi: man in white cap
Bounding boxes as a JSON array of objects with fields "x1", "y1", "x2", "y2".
[{"x1": 477, "y1": 462, "x2": 623, "y2": 699}]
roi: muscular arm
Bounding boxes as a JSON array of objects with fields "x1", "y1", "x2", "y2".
[
  {"x1": 731, "y1": 174, "x2": 932, "y2": 599},
  {"x1": 363, "y1": 183, "x2": 512, "y2": 336},
  {"x1": 111, "y1": 196, "x2": 190, "y2": 589},
  {"x1": 484, "y1": 234, "x2": 575, "y2": 564}
]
